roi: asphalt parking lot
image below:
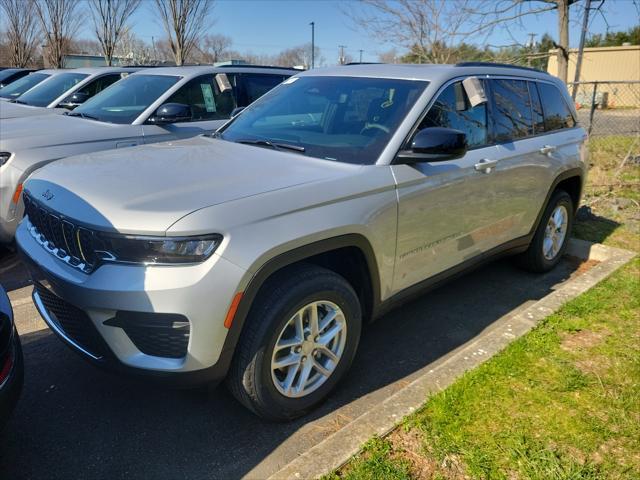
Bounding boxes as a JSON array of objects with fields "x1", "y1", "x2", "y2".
[{"x1": 0, "y1": 248, "x2": 586, "y2": 480}]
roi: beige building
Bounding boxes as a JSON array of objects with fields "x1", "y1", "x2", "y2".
[{"x1": 548, "y1": 45, "x2": 640, "y2": 107}]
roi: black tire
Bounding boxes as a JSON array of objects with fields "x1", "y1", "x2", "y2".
[
  {"x1": 518, "y1": 189, "x2": 574, "y2": 273},
  {"x1": 226, "y1": 264, "x2": 362, "y2": 421}
]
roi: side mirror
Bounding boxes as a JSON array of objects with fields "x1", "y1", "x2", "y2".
[
  {"x1": 148, "y1": 103, "x2": 192, "y2": 124},
  {"x1": 59, "y1": 91, "x2": 90, "y2": 109},
  {"x1": 230, "y1": 106, "x2": 245, "y2": 118},
  {"x1": 396, "y1": 127, "x2": 467, "y2": 164}
]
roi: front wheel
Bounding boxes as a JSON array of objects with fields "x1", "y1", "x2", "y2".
[
  {"x1": 227, "y1": 264, "x2": 362, "y2": 421},
  {"x1": 518, "y1": 189, "x2": 574, "y2": 272}
]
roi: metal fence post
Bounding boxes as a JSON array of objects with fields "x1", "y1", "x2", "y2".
[{"x1": 588, "y1": 81, "x2": 598, "y2": 136}]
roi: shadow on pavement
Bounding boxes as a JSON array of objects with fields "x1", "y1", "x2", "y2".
[{"x1": 0, "y1": 256, "x2": 580, "y2": 480}]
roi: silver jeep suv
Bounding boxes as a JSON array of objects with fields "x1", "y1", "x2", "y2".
[{"x1": 16, "y1": 63, "x2": 587, "y2": 420}]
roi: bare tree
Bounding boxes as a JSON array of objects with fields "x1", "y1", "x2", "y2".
[
  {"x1": 0, "y1": 0, "x2": 41, "y2": 67},
  {"x1": 195, "y1": 33, "x2": 232, "y2": 64},
  {"x1": 343, "y1": 0, "x2": 477, "y2": 64},
  {"x1": 153, "y1": 0, "x2": 215, "y2": 66},
  {"x1": 89, "y1": 0, "x2": 141, "y2": 66},
  {"x1": 116, "y1": 31, "x2": 154, "y2": 65},
  {"x1": 274, "y1": 43, "x2": 322, "y2": 68},
  {"x1": 462, "y1": 0, "x2": 579, "y2": 82},
  {"x1": 34, "y1": 0, "x2": 83, "y2": 68}
]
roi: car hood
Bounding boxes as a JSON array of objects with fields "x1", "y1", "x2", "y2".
[
  {"x1": 25, "y1": 137, "x2": 359, "y2": 235},
  {"x1": 0, "y1": 102, "x2": 53, "y2": 120},
  {"x1": 0, "y1": 114, "x2": 137, "y2": 154}
]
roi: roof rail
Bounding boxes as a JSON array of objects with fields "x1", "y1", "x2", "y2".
[
  {"x1": 455, "y1": 62, "x2": 548, "y2": 74},
  {"x1": 343, "y1": 62, "x2": 385, "y2": 65},
  {"x1": 217, "y1": 64, "x2": 301, "y2": 71}
]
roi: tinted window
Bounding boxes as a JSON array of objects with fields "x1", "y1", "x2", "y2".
[
  {"x1": 220, "y1": 76, "x2": 427, "y2": 165},
  {"x1": 17, "y1": 72, "x2": 89, "y2": 107},
  {"x1": 240, "y1": 74, "x2": 288, "y2": 104},
  {"x1": 537, "y1": 82, "x2": 576, "y2": 131},
  {"x1": 418, "y1": 80, "x2": 488, "y2": 148},
  {"x1": 164, "y1": 74, "x2": 237, "y2": 122},
  {"x1": 491, "y1": 79, "x2": 534, "y2": 142},
  {"x1": 528, "y1": 81, "x2": 545, "y2": 133},
  {"x1": 0, "y1": 73, "x2": 51, "y2": 99},
  {"x1": 77, "y1": 74, "x2": 123, "y2": 97},
  {"x1": 73, "y1": 74, "x2": 180, "y2": 124}
]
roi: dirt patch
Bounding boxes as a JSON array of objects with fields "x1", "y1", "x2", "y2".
[
  {"x1": 560, "y1": 329, "x2": 610, "y2": 353},
  {"x1": 565, "y1": 256, "x2": 601, "y2": 278},
  {"x1": 387, "y1": 428, "x2": 469, "y2": 479},
  {"x1": 574, "y1": 355, "x2": 612, "y2": 376}
]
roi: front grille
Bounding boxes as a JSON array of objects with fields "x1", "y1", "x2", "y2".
[
  {"x1": 34, "y1": 282, "x2": 109, "y2": 359},
  {"x1": 23, "y1": 193, "x2": 100, "y2": 272}
]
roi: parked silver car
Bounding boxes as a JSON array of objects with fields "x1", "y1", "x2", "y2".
[
  {"x1": 0, "y1": 67, "x2": 142, "y2": 120},
  {"x1": 0, "y1": 65, "x2": 296, "y2": 242},
  {"x1": 16, "y1": 63, "x2": 587, "y2": 420},
  {"x1": 0, "y1": 70, "x2": 58, "y2": 102}
]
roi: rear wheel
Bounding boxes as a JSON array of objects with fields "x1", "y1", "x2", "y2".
[
  {"x1": 227, "y1": 264, "x2": 362, "y2": 421},
  {"x1": 519, "y1": 190, "x2": 574, "y2": 272}
]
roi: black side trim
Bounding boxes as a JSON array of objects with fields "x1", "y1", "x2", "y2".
[
  {"x1": 214, "y1": 234, "x2": 381, "y2": 378},
  {"x1": 377, "y1": 235, "x2": 531, "y2": 317},
  {"x1": 530, "y1": 168, "x2": 583, "y2": 234}
]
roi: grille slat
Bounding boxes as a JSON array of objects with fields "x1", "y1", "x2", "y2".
[{"x1": 23, "y1": 192, "x2": 97, "y2": 272}]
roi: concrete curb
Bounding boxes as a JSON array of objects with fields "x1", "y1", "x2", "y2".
[{"x1": 267, "y1": 239, "x2": 635, "y2": 480}]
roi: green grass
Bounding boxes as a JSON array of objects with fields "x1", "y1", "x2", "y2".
[{"x1": 330, "y1": 136, "x2": 640, "y2": 479}]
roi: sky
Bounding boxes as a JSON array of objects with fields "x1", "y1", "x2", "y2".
[{"x1": 80, "y1": 0, "x2": 640, "y2": 65}]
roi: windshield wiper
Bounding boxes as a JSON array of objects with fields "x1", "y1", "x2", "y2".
[
  {"x1": 66, "y1": 111, "x2": 99, "y2": 121},
  {"x1": 11, "y1": 99, "x2": 28, "y2": 105},
  {"x1": 236, "y1": 138, "x2": 305, "y2": 153}
]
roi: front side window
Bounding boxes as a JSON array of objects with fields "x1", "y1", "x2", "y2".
[
  {"x1": 239, "y1": 74, "x2": 289, "y2": 104},
  {"x1": 76, "y1": 74, "x2": 123, "y2": 97},
  {"x1": 220, "y1": 76, "x2": 427, "y2": 165},
  {"x1": 72, "y1": 74, "x2": 180, "y2": 124},
  {"x1": 537, "y1": 82, "x2": 576, "y2": 132},
  {"x1": 163, "y1": 74, "x2": 237, "y2": 122},
  {"x1": 0, "y1": 73, "x2": 51, "y2": 99},
  {"x1": 418, "y1": 80, "x2": 488, "y2": 148},
  {"x1": 491, "y1": 79, "x2": 534, "y2": 142},
  {"x1": 16, "y1": 72, "x2": 89, "y2": 107}
]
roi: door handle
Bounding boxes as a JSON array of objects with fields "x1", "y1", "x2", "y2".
[
  {"x1": 539, "y1": 145, "x2": 557, "y2": 155},
  {"x1": 474, "y1": 159, "x2": 498, "y2": 173}
]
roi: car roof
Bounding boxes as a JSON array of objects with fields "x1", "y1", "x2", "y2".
[
  {"x1": 67, "y1": 66, "x2": 143, "y2": 75},
  {"x1": 130, "y1": 65, "x2": 299, "y2": 78},
  {"x1": 296, "y1": 63, "x2": 554, "y2": 83}
]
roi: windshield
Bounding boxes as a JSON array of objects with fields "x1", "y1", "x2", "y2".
[
  {"x1": 219, "y1": 76, "x2": 427, "y2": 165},
  {"x1": 72, "y1": 74, "x2": 181, "y2": 124},
  {"x1": 15, "y1": 72, "x2": 89, "y2": 107},
  {"x1": 0, "y1": 73, "x2": 51, "y2": 99}
]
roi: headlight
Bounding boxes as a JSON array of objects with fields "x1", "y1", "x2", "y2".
[
  {"x1": 95, "y1": 234, "x2": 223, "y2": 265},
  {"x1": 0, "y1": 152, "x2": 12, "y2": 166}
]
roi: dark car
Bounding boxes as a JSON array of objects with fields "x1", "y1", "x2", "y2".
[
  {"x1": 0, "y1": 284, "x2": 23, "y2": 429},
  {"x1": 0, "y1": 68, "x2": 36, "y2": 88}
]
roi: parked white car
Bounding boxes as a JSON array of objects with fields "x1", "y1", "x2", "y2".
[
  {"x1": 0, "y1": 65, "x2": 297, "y2": 242},
  {"x1": 0, "y1": 67, "x2": 142, "y2": 120}
]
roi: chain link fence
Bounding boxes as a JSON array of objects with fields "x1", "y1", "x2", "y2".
[{"x1": 569, "y1": 81, "x2": 640, "y2": 139}]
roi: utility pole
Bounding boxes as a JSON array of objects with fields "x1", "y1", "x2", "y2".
[
  {"x1": 572, "y1": 0, "x2": 592, "y2": 99},
  {"x1": 309, "y1": 22, "x2": 315, "y2": 69},
  {"x1": 358, "y1": 49, "x2": 364, "y2": 63},
  {"x1": 338, "y1": 45, "x2": 347, "y2": 65}
]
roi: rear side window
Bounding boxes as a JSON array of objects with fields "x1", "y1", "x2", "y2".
[
  {"x1": 419, "y1": 80, "x2": 488, "y2": 148},
  {"x1": 537, "y1": 82, "x2": 576, "y2": 131},
  {"x1": 490, "y1": 79, "x2": 534, "y2": 142}
]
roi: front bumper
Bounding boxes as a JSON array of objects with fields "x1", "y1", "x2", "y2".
[
  {"x1": 16, "y1": 220, "x2": 248, "y2": 387},
  {"x1": 0, "y1": 162, "x2": 25, "y2": 243},
  {"x1": 0, "y1": 286, "x2": 23, "y2": 429}
]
